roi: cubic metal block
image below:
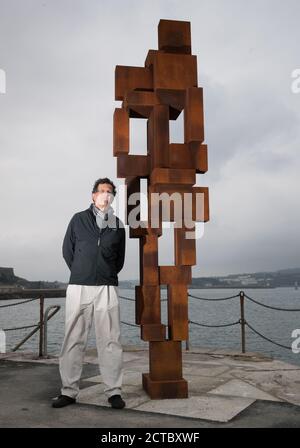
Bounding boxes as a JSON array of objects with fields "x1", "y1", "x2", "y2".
[
  {"x1": 115, "y1": 65, "x2": 153, "y2": 101},
  {"x1": 158, "y1": 19, "x2": 192, "y2": 54},
  {"x1": 114, "y1": 19, "x2": 209, "y2": 399},
  {"x1": 113, "y1": 108, "x2": 129, "y2": 156}
]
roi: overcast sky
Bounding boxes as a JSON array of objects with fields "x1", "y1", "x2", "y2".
[{"x1": 0, "y1": 0, "x2": 299, "y2": 283}]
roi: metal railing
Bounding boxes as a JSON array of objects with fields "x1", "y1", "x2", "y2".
[
  {"x1": 1, "y1": 289, "x2": 300, "y2": 356},
  {"x1": 0, "y1": 295, "x2": 60, "y2": 356},
  {"x1": 120, "y1": 290, "x2": 300, "y2": 353}
]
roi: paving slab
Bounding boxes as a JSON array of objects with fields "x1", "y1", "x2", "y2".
[
  {"x1": 208, "y1": 378, "x2": 281, "y2": 402},
  {"x1": 132, "y1": 395, "x2": 255, "y2": 422},
  {"x1": 231, "y1": 369, "x2": 300, "y2": 406},
  {"x1": 1, "y1": 345, "x2": 300, "y2": 426}
]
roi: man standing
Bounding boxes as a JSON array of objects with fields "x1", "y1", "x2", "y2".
[{"x1": 52, "y1": 178, "x2": 126, "y2": 409}]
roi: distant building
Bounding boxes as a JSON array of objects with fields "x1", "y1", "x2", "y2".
[{"x1": 0, "y1": 267, "x2": 15, "y2": 284}]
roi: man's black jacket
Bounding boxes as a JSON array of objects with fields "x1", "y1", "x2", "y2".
[{"x1": 62, "y1": 203, "x2": 126, "y2": 286}]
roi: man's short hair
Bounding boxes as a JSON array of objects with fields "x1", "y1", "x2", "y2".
[{"x1": 92, "y1": 177, "x2": 117, "y2": 196}]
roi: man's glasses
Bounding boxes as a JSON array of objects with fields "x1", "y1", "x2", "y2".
[
  {"x1": 95, "y1": 191, "x2": 114, "y2": 201},
  {"x1": 95, "y1": 190, "x2": 114, "y2": 196}
]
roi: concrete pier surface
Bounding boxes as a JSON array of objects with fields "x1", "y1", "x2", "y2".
[{"x1": 0, "y1": 345, "x2": 300, "y2": 428}]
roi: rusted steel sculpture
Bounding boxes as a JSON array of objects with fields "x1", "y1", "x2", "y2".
[{"x1": 113, "y1": 19, "x2": 209, "y2": 399}]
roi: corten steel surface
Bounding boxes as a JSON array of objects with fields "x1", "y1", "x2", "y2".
[{"x1": 114, "y1": 19, "x2": 209, "y2": 399}]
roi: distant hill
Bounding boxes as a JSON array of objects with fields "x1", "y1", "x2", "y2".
[
  {"x1": 277, "y1": 268, "x2": 300, "y2": 274},
  {"x1": 1, "y1": 266, "x2": 300, "y2": 290},
  {"x1": 120, "y1": 268, "x2": 300, "y2": 289},
  {"x1": 0, "y1": 267, "x2": 66, "y2": 290}
]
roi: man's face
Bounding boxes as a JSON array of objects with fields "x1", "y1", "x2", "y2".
[{"x1": 92, "y1": 183, "x2": 114, "y2": 210}]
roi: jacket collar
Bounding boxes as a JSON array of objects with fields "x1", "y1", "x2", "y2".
[
  {"x1": 91, "y1": 203, "x2": 114, "y2": 219},
  {"x1": 88, "y1": 203, "x2": 117, "y2": 230}
]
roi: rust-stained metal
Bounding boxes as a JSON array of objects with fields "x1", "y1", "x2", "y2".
[{"x1": 114, "y1": 19, "x2": 210, "y2": 399}]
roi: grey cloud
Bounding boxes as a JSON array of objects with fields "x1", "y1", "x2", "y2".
[{"x1": 0, "y1": 0, "x2": 299, "y2": 281}]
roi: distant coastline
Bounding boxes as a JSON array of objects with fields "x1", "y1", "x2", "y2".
[{"x1": 0, "y1": 266, "x2": 299, "y2": 300}]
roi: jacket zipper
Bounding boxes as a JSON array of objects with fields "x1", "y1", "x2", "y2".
[{"x1": 96, "y1": 233, "x2": 101, "y2": 284}]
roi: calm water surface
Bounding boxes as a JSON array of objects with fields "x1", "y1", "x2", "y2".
[{"x1": 1, "y1": 287, "x2": 300, "y2": 367}]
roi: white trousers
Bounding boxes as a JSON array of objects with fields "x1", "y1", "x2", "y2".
[{"x1": 59, "y1": 284, "x2": 123, "y2": 399}]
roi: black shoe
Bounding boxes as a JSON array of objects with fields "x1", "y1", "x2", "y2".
[
  {"x1": 108, "y1": 394, "x2": 126, "y2": 409},
  {"x1": 52, "y1": 394, "x2": 76, "y2": 408}
]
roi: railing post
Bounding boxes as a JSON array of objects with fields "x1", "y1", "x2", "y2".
[
  {"x1": 43, "y1": 305, "x2": 61, "y2": 357},
  {"x1": 239, "y1": 290, "x2": 246, "y2": 353},
  {"x1": 39, "y1": 295, "x2": 44, "y2": 357},
  {"x1": 186, "y1": 319, "x2": 190, "y2": 351}
]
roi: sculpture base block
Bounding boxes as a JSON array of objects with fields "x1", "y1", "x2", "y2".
[{"x1": 142, "y1": 373, "x2": 188, "y2": 399}]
